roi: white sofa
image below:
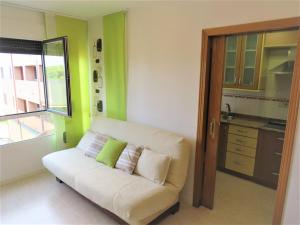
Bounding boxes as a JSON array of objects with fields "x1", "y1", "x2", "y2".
[{"x1": 42, "y1": 116, "x2": 190, "y2": 225}]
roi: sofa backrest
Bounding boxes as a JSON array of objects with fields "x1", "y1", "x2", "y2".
[{"x1": 90, "y1": 116, "x2": 190, "y2": 190}]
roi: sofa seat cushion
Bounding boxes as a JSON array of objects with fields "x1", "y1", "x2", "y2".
[
  {"x1": 75, "y1": 167, "x2": 179, "y2": 225},
  {"x1": 113, "y1": 180, "x2": 179, "y2": 225},
  {"x1": 42, "y1": 148, "x2": 101, "y2": 188}
]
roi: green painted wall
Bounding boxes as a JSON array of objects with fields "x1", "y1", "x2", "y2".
[{"x1": 54, "y1": 16, "x2": 90, "y2": 148}]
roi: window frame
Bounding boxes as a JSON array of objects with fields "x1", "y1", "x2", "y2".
[
  {"x1": 42, "y1": 36, "x2": 72, "y2": 117},
  {"x1": 0, "y1": 36, "x2": 72, "y2": 119}
]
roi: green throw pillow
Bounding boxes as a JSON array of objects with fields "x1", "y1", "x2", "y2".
[{"x1": 96, "y1": 138, "x2": 127, "y2": 167}]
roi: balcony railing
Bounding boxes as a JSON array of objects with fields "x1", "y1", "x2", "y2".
[{"x1": 15, "y1": 80, "x2": 44, "y2": 104}]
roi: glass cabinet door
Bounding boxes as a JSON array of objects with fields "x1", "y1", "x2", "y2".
[
  {"x1": 224, "y1": 35, "x2": 239, "y2": 87},
  {"x1": 239, "y1": 33, "x2": 262, "y2": 89}
]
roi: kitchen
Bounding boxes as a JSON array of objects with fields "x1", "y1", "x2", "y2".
[{"x1": 215, "y1": 29, "x2": 298, "y2": 224}]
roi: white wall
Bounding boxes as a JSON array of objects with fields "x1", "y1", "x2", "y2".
[
  {"x1": 0, "y1": 4, "x2": 45, "y2": 40},
  {"x1": 125, "y1": 1, "x2": 300, "y2": 206},
  {"x1": 0, "y1": 5, "x2": 56, "y2": 184},
  {"x1": 283, "y1": 109, "x2": 300, "y2": 224},
  {"x1": 0, "y1": 135, "x2": 55, "y2": 184}
]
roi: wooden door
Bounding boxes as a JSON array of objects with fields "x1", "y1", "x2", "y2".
[
  {"x1": 201, "y1": 36, "x2": 226, "y2": 208},
  {"x1": 217, "y1": 123, "x2": 228, "y2": 169}
]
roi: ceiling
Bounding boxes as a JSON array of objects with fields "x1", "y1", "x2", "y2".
[
  {"x1": 1, "y1": 0, "x2": 260, "y2": 20},
  {"x1": 1, "y1": 0, "x2": 167, "y2": 20}
]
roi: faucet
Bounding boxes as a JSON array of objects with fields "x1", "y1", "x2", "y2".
[
  {"x1": 224, "y1": 103, "x2": 233, "y2": 120},
  {"x1": 225, "y1": 103, "x2": 231, "y2": 115}
]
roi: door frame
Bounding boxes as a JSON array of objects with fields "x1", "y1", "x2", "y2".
[{"x1": 193, "y1": 17, "x2": 300, "y2": 225}]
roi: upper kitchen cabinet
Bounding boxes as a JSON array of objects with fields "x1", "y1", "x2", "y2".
[
  {"x1": 263, "y1": 30, "x2": 298, "y2": 48},
  {"x1": 260, "y1": 30, "x2": 298, "y2": 78},
  {"x1": 223, "y1": 35, "x2": 240, "y2": 87},
  {"x1": 223, "y1": 33, "x2": 263, "y2": 90}
]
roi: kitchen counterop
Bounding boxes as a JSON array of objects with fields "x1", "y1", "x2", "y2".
[{"x1": 221, "y1": 117, "x2": 285, "y2": 133}]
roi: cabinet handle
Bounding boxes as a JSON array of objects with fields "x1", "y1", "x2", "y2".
[
  {"x1": 209, "y1": 119, "x2": 216, "y2": 139},
  {"x1": 272, "y1": 172, "x2": 279, "y2": 176},
  {"x1": 277, "y1": 137, "x2": 284, "y2": 141},
  {"x1": 274, "y1": 152, "x2": 282, "y2": 156}
]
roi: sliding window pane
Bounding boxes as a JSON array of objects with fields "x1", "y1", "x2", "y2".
[{"x1": 0, "y1": 53, "x2": 45, "y2": 116}]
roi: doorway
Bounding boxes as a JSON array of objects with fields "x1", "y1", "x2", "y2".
[{"x1": 193, "y1": 17, "x2": 300, "y2": 225}]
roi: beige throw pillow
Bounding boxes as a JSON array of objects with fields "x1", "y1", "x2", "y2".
[
  {"x1": 84, "y1": 132, "x2": 109, "y2": 159},
  {"x1": 135, "y1": 148, "x2": 171, "y2": 185},
  {"x1": 115, "y1": 144, "x2": 142, "y2": 174}
]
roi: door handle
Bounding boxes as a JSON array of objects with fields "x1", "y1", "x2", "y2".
[{"x1": 209, "y1": 119, "x2": 216, "y2": 139}]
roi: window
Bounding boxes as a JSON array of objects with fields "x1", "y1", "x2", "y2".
[
  {"x1": 43, "y1": 37, "x2": 71, "y2": 116},
  {"x1": 0, "y1": 37, "x2": 72, "y2": 117},
  {"x1": 0, "y1": 53, "x2": 46, "y2": 116},
  {"x1": 0, "y1": 114, "x2": 55, "y2": 145}
]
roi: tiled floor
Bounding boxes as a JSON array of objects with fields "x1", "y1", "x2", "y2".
[{"x1": 0, "y1": 171, "x2": 276, "y2": 224}]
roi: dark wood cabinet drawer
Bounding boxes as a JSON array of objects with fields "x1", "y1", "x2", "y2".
[
  {"x1": 254, "y1": 129, "x2": 284, "y2": 189},
  {"x1": 268, "y1": 131, "x2": 284, "y2": 153}
]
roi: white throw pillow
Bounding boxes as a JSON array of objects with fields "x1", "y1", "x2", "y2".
[
  {"x1": 76, "y1": 130, "x2": 96, "y2": 151},
  {"x1": 135, "y1": 148, "x2": 171, "y2": 185}
]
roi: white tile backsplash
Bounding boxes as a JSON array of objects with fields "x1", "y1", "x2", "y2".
[{"x1": 221, "y1": 95, "x2": 289, "y2": 120}]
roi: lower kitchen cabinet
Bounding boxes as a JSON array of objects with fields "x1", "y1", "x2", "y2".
[
  {"x1": 254, "y1": 129, "x2": 284, "y2": 189},
  {"x1": 217, "y1": 122, "x2": 284, "y2": 189}
]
